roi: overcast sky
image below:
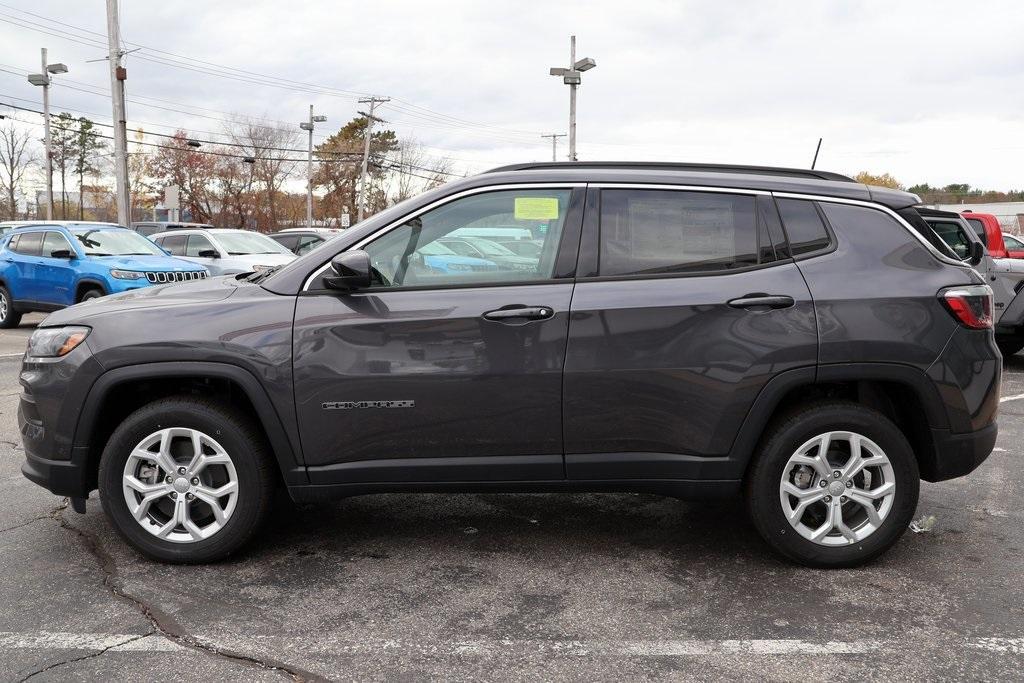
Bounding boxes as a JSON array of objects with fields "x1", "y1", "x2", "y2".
[{"x1": 2, "y1": 0, "x2": 1023, "y2": 189}]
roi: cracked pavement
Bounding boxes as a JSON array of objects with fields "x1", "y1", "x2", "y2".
[{"x1": 0, "y1": 315, "x2": 1022, "y2": 680}]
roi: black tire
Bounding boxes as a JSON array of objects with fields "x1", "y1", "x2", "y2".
[
  {"x1": 98, "y1": 396, "x2": 275, "y2": 563},
  {"x1": 78, "y1": 288, "x2": 104, "y2": 302},
  {"x1": 0, "y1": 285, "x2": 23, "y2": 329},
  {"x1": 996, "y1": 338, "x2": 1024, "y2": 358},
  {"x1": 745, "y1": 401, "x2": 920, "y2": 568}
]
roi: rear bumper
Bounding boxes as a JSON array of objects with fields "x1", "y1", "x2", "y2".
[{"x1": 921, "y1": 421, "x2": 997, "y2": 482}]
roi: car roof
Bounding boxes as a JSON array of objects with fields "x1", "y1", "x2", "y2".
[
  {"x1": 9, "y1": 221, "x2": 124, "y2": 231},
  {"x1": 471, "y1": 163, "x2": 920, "y2": 211},
  {"x1": 485, "y1": 161, "x2": 857, "y2": 182}
]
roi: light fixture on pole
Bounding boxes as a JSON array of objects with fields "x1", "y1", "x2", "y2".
[
  {"x1": 300, "y1": 106, "x2": 327, "y2": 230},
  {"x1": 548, "y1": 36, "x2": 596, "y2": 162},
  {"x1": 27, "y1": 49, "x2": 69, "y2": 220}
]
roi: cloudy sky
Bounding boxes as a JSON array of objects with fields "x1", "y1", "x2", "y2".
[{"x1": 2, "y1": 0, "x2": 1023, "y2": 188}]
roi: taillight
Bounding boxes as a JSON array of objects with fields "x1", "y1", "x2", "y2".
[{"x1": 940, "y1": 285, "x2": 993, "y2": 329}]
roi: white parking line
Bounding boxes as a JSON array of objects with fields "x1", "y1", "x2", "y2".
[
  {"x1": 0, "y1": 632, "x2": 1020, "y2": 657},
  {"x1": 0, "y1": 352, "x2": 23, "y2": 358},
  {"x1": 999, "y1": 392, "x2": 1024, "y2": 403}
]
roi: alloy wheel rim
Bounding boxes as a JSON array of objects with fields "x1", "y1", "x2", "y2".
[
  {"x1": 779, "y1": 431, "x2": 896, "y2": 546},
  {"x1": 121, "y1": 427, "x2": 239, "y2": 544},
  {"x1": 0, "y1": 291, "x2": 7, "y2": 321}
]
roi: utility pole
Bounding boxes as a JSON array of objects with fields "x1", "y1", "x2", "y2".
[
  {"x1": 299, "y1": 105, "x2": 327, "y2": 230},
  {"x1": 27, "y1": 48, "x2": 68, "y2": 220},
  {"x1": 549, "y1": 36, "x2": 596, "y2": 161},
  {"x1": 541, "y1": 133, "x2": 566, "y2": 162},
  {"x1": 105, "y1": 0, "x2": 130, "y2": 226},
  {"x1": 357, "y1": 96, "x2": 389, "y2": 222}
]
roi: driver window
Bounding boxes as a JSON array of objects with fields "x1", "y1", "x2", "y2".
[
  {"x1": 186, "y1": 234, "x2": 217, "y2": 257},
  {"x1": 362, "y1": 189, "x2": 570, "y2": 288}
]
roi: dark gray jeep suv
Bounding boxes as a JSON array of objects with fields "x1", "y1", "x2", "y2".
[{"x1": 18, "y1": 162, "x2": 1000, "y2": 566}]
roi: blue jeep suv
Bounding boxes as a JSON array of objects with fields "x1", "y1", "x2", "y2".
[{"x1": 0, "y1": 222, "x2": 208, "y2": 328}]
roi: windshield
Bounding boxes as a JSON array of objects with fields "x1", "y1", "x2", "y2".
[
  {"x1": 73, "y1": 229, "x2": 165, "y2": 256},
  {"x1": 214, "y1": 232, "x2": 292, "y2": 255}
]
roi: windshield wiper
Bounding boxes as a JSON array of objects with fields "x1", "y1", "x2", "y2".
[{"x1": 245, "y1": 265, "x2": 283, "y2": 283}]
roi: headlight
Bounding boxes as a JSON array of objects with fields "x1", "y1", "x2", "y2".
[
  {"x1": 110, "y1": 269, "x2": 147, "y2": 280},
  {"x1": 27, "y1": 326, "x2": 90, "y2": 358}
]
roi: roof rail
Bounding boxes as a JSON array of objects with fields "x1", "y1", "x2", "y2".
[{"x1": 483, "y1": 161, "x2": 855, "y2": 183}]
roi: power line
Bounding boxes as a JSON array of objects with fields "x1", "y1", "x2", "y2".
[{"x1": 0, "y1": 6, "x2": 546, "y2": 142}]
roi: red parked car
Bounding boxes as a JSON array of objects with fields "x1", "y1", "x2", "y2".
[{"x1": 961, "y1": 211, "x2": 1008, "y2": 257}]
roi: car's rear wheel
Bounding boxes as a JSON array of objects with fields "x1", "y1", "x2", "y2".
[
  {"x1": 0, "y1": 286, "x2": 23, "y2": 329},
  {"x1": 98, "y1": 397, "x2": 275, "y2": 563},
  {"x1": 746, "y1": 401, "x2": 919, "y2": 568}
]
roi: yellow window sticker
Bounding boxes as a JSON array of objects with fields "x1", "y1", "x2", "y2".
[{"x1": 514, "y1": 197, "x2": 559, "y2": 221}]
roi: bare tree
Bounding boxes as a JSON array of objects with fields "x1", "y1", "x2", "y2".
[
  {"x1": 0, "y1": 121, "x2": 37, "y2": 219},
  {"x1": 229, "y1": 118, "x2": 299, "y2": 231}
]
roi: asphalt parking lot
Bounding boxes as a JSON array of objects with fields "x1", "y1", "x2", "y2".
[{"x1": 0, "y1": 317, "x2": 1021, "y2": 681}]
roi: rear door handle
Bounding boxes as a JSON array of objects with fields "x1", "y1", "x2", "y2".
[
  {"x1": 727, "y1": 294, "x2": 795, "y2": 309},
  {"x1": 483, "y1": 306, "x2": 555, "y2": 322}
]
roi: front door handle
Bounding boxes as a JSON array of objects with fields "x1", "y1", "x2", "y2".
[
  {"x1": 727, "y1": 294, "x2": 795, "y2": 309},
  {"x1": 482, "y1": 306, "x2": 555, "y2": 322}
]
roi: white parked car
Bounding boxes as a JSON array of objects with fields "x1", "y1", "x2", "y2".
[{"x1": 151, "y1": 228, "x2": 295, "y2": 275}]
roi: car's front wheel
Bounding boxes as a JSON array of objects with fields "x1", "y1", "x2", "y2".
[
  {"x1": 746, "y1": 401, "x2": 919, "y2": 568},
  {"x1": 98, "y1": 397, "x2": 275, "y2": 563}
]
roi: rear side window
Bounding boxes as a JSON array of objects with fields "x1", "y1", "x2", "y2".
[
  {"x1": 598, "y1": 189, "x2": 760, "y2": 276},
  {"x1": 776, "y1": 199, "x2": 832, "y2": 256},
  {"x1": 11, "y1": 232, "x2": 42, "y2": 256}
]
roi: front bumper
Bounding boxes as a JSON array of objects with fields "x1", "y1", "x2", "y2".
[{"x1": 921, "y1": 421, "x2": 998, "y2": 482}]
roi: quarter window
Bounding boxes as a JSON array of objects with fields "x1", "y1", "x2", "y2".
[
  {"x1": 361, "y1": 189, "x2": 570, "y2": 288},
  {"x1": 776, "y1": 199, "x2": 832, "y2": 256},
  {"x1": 598, "y1": 189, "x2": 759, "y2": 276}
]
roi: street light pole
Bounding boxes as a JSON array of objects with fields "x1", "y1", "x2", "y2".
[
  {"x1": 549, "y1": 36, "x2": 596, "y2": 162},
  {"x1": 299, "y1": 106, "x2": 327, "y2": 230},
  {"x1": 27, "y1": 48, "x2": 67, "y2": 220},
  {"x1": 40, "y1": 49, "x2": 52, "y2": 220}
]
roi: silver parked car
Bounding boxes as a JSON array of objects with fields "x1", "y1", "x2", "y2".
[{"x1": 151, "y1": 228, "x2": 295, "y2": 275}]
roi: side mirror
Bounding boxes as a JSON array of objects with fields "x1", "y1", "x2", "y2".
[
  {"x1": 197, "y1": 249, "x2": 219, "y2": 258},
  {"x1": 969, "y1": 241, "x2": 985, "y2": 266},
  {"x1": 324, "y1": 250, "x2": 372, "y2": 291},
  {"x1": 50, "y1": 249, "x2": 73, "y2": 259}
]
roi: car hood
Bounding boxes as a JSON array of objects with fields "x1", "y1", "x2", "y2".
[
  {"x1": 90, "y1": 254, "x2": 206, "y2": 271},
  {"x1": 41, "y1": 275, "x2": 244, "y2": 326}
]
